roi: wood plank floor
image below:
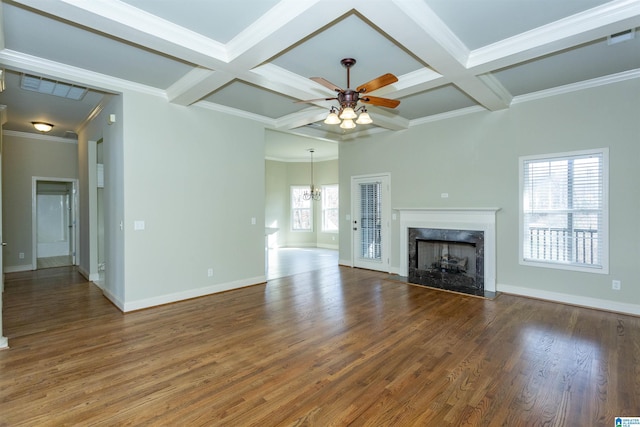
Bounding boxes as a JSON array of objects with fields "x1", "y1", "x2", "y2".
[{"x1": 1, "y1": 266, "x2": 639, "y2": 426}]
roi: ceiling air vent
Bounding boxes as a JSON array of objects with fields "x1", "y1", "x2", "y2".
[{"x1": 21, "y1": 74, "x2": 88, "y2": 100}]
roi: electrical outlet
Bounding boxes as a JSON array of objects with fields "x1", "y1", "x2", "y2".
[
  {"x1": 19, "y1": 252, "x2": 24, "y2": 259},
  {"x1": 207, "y1": 268, "x2": 214, "y2": 277},
  {"x1": 612, "y1": 280, "x2": 621, "y2": 290}
]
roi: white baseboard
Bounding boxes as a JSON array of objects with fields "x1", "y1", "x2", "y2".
[
  {"x1": 338, "y1": 259, "x2": 352, "y2": 268},
  {"x1": 4, "y1": 264, "x2": 33, "y2": 273},
  {"x1": 121, "y1": 275, "x2": 267, "y2": 313},
  {"x1": 498, "y1": 283, "x2": 640, "y2": 316},
  {"x1": 283, "y1": 243, "x2": 316, "y2": 248},
  {"x1": 316, "y1": 243, "x2": 339, "y2": 250},
  {"x1": 77, "y1": 266, "x2": 100, "y2": 282},
  {"x1": 0, "y1": 336, "x2": 8, "y2": 350},
  {"x1": 102, "y1": 287, "x2": 125, "y2": 312}
]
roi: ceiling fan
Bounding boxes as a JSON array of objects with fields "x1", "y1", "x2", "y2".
[{"x1": 299, "y1": 58, "x2": 400, "y2": 129}]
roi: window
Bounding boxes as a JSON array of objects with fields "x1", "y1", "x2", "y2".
[
  {"x1": 519, "y1": 148, "x2": 608, "y2": 273},
  {"x1": 291, "y1": 186, "x2": 312, "y2": 231},
  {"x1": 321, "y1": 184, "x2": 339, "y2": 232}
]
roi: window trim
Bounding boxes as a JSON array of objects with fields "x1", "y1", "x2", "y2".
[
  {"x1": 290, "y1": 185, "x2": 313, "y2": 232},
  {"x1": 321, "y1": 184, "x2": 339, "y2": 233},
  {"x1": 518, "y1": 148, "x2": 609, "y2": 274}
]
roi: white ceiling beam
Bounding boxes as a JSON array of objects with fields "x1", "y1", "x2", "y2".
[
  {"x1": 11, "y1": 0, "x2": 229, "y2": 68},
  {"x1": 273, "y1": 108, "x2": 328, "y2": 131},
  {"x1": 166, "y1": 68, "x2": 234, "y2": 106},
  {"x1": 468, "y1": 0, "x2": 640, "y2": 73},
  {"x1": 357, "y1": 0, "x2": 510, "y2": 112},
  {"x1": 364, "y1": 107, "x2": 410, "y2": 131}
]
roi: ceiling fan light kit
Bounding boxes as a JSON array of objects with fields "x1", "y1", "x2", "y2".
[{"x1": 305, "y1": 58, "x2": 400, "y2": 130}]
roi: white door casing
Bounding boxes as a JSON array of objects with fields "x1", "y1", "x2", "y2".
[{"x1": 351, "y1": 174, "x2": 391, "y2": 273}]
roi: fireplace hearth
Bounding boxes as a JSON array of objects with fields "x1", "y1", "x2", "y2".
[{"x1": 408, "y1": 228, "x2": 484, "y2": 296}]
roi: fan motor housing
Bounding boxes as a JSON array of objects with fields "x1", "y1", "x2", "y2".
[{"x1": 338, "y1": 90, "x2": 359, "y2": 109}]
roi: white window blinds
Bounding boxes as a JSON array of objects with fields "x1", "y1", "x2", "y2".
[
  {"x1": 359, "y1": 182, "x2": 382, "y2": 260},
  {"x1": 521, "y1": 149, "x2": 607, "y2": 271}
]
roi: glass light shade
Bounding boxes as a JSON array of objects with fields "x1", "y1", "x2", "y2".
[
  {"x1": 32, "y1": 122, "x2": 53, "y2": 132},
  {"x1": 356, "y1": 111, "x2": 372, "y2": 124},
  {"x1": 339, "y1": 107, "x2": 357, "y2": 120},
  {"x1": 340, "y1": 119, "x2": 356, "y2": 129},
  {"x1": 324, "y1": 111, "x2": 341, "y2": 124}
]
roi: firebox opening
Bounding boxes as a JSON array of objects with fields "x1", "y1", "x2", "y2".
[
  {"x1": 416, "y1": 239, "x2": 477, "y2": 279},
  {"x1": 407, "y1": 227, "x2": 485, "y2": 297}
]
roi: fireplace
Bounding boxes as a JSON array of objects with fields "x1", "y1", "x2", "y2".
[
  {"x1": 408, "y1": 228, "x2": 484, "y2": 296},
  {"x1": 397, "y1": 208, "x2": 499, "y2": 297}
]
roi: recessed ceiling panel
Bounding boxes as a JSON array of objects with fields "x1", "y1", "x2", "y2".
[
  {"x1": 120, "y1": 0, "x2": 281, "y2": 43},
  {"x1": 397, "y1": 85, "x2": 477, "y2": 120},
  {"x1": 493, "y1": 35, "x2": 640, "y2": 96},
  {"x1": 424, "y1": 0, "x2": 610, "y2": 50},
  {"x1": 203, "y1": 81, "x2": 309, "y2": 118},
  {"x1": 271, "y1": 14, "x2": 424, "y2": 91},
  {"x1": 3, "y1": 3, "x2": 194, "y2": 89}
]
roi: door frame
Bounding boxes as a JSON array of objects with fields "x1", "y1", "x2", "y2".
[
  {"x1": 31, "y1": 177, "x2": 79, "y2": 270},
  {"x1": 350, "y1": 173, "x2": 391, "y2": 273}
]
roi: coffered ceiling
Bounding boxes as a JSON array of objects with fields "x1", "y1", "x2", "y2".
[{"x1": 0, "y1": 0, "x2": 638, "y2": 160}]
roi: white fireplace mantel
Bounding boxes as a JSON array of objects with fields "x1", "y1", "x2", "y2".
[{"x1": 396, "y1": 207, "x2": 500, "y2": 292}]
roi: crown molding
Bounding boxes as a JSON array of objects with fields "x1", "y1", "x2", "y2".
[
  {"x1": 512, "y1": 68, "x2": 640, "y2": 105},
  {"x1": 3, "y1": 129, "x2": 77, "y2": 144},
  {"x1": 0, "y1": 49, "x2": 166, "y2": 98}
]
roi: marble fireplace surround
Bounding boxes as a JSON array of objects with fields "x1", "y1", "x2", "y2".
[{"x1": 397, "y1": 208, "x2": 500, "y2": 293}]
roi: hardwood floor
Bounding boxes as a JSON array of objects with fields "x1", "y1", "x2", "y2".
[
  {"x1": 266, "y1": 247, "x2": 338, "y2": 280},
  {"x1": 36, "y1": 255, "x2": 73, "y2": 269},
  {"x1": 1, "y1": 266, "x2": 639, "y2": 426}
]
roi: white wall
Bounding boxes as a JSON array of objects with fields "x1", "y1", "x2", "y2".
[{"x1": 339, "y1": 78, "x2": 640, "y2": 314}]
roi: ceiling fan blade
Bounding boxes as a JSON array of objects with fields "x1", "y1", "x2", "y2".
[
  {"x1": 360, "y1": 95, "x2": 400, "y2": 109},
  {"x1": 310, "y1": 77, "x2": 343, "y2": 92},
  {"x1": 356, "y1": 73, "x2": 398, "y2": 93},
  {"x1": 294, "y1": 97, "x2": 338, "y2": 104}
]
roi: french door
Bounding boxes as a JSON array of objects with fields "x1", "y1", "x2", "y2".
[{"x1": 351, "y1": 174, "x2": 390, "y2": 272}]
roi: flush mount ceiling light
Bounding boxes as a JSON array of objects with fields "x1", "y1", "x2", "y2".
[
  {"x1": 297, "y1": 58, "x2": 400, "y2": 130},
  {"x1": 32, "y1": 121, "x2": 54, "y2": 133},
  {"x1": 21, "y1": 74, "x2": 88, "y2": 100}
]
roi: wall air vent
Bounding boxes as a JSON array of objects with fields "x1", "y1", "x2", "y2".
[
  {"x1": 608, "y1": 29, "x2": 635, "y2": 45},
  {"x1": 21, "y1": 74, "x2": 88, "y2": 100}
]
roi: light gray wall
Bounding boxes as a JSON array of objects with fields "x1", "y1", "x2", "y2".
[
  {"x1": 2, "y1": 133, "x2": 78, "y2": 270},
  {"x1": 266, "y1": 158, "x2": 338, "y2": 248},
  {"x1": 119, "y1": 91, "x2": 266, "y2": 309},
  {"x1": 339, "y1": 78, "x2": 640, "y2": 311},
  {"x1": 77, "y1": 94, "x2": 123, "y2": 303},
  {"x1": 265, "y1": 159, "x2": 288, "y2": 247}
]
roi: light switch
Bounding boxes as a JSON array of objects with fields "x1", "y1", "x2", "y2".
[
  {"x1": 251, "y1": 217, "x2": 257, "y2": 225},
  {"x1": 134, "y1": 220, "x2": 145, "y2": 231}
]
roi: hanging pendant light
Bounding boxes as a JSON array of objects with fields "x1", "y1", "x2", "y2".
[{"x1": 303, "y1": 149, "x2": 321, "y2": 201}]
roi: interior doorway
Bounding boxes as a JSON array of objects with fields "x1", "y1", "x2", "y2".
[{"x1": 32, "y1": 177, "x2": 78, "y2": 270}]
